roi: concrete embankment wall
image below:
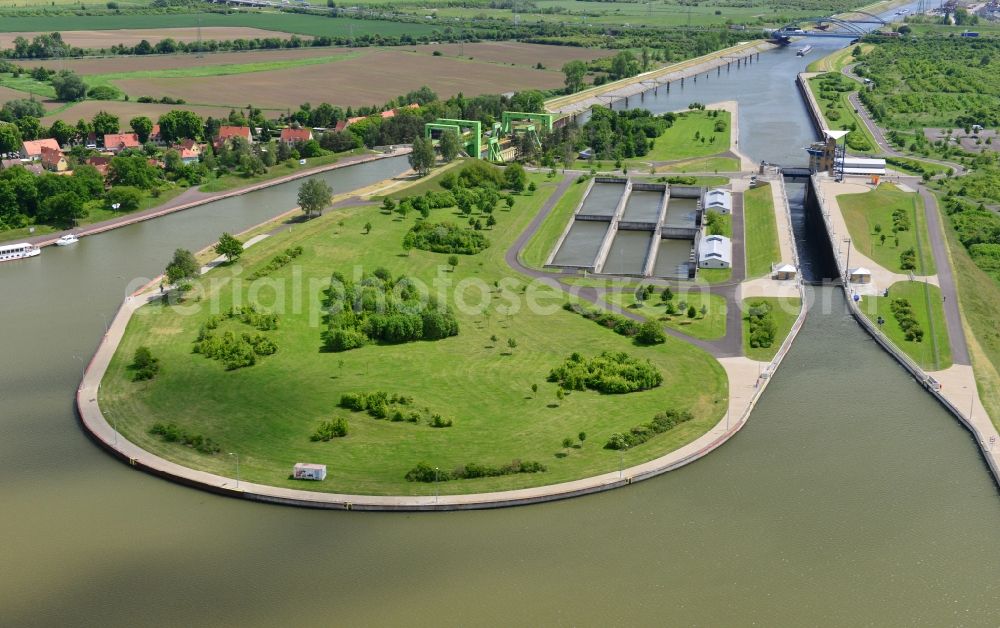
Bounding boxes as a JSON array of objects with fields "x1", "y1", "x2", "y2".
[
  {"x1": 810, "y1": 174, "x2": 1000, "y2": 488},
  {"x1": 796, "y1": 73, "x2": 826, "y2": 140}
]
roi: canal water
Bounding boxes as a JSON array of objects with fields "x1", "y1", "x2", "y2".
[{"x1": 3, "y1": 3, "x2": 1000, "y2": 623}]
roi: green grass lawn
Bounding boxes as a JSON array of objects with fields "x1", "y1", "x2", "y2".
[
  {"x1": 837, "y1": 183, "x2": 935, "y2": 275},
  {"x1": 858, "y1": 280, "x2": 952, "y2": 371},
  {"x1": 606, "y1": 289, "x2": 727, "y2": 341},
  {"x1": 743, "y1": 183, "x2": 780, "y2": 278},
  {"x1": 646, "y1": 110, "x2": 731, "y2": 162},
  {"x1": 520, "y1": 176, "x2": 588, "y2": 269},
  {"x1": 100, "y1": 167, "x2": 728, "y2": 496},
  {"x1": 658, "y1": 156, "x2": 740, "y2": 174},
  {"x1": 198, "y1": 149, "x2": 366, "y2": 193},
  {"x1": 742, "y1": 296, "x2": 802, "y2": 361},
  {"x1": 944, "y1": 212, "x2": 1000, "y2": 429},
  {"x1": 697, "y1": 267, "x2": 732, "y2": 284}
]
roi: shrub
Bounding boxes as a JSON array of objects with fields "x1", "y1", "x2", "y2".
[
  {"x1": 548, "y1": 351, "x2": 662, "y2": 394},
  {"x1": 249, "y1": 246, "x2": 304, "y2": 280},
  {"x1": 149, "y1": 422, "x2": 220, "y2": 454},
  {"x1": 310, "y1": 418, "x2": 348, "y2": 441},
  {"x1": 87, "y1": 85, "x2": 122, "y2": 100},
  {"x1": 405, "y1": 459, "x2": 547, "y2": 482},
  {"x1": 130, "y1": 346, "x2": 160, "y2": 381},
  {"x1": 604, "y1": 408, "x2": 695, "y2": 450},
  {"x1": 402, "y1": 221, "x2": 490, "y2": 255},
  {"x1": 746, "y1": 300, "x2": 776, "y2": 349},
  {"x1": 635, "y1": 320, "x2": 666, "y2": 345}
]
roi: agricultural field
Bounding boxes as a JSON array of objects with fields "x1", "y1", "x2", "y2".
[
  {"x1": 400, "y1": 41, "x2": 612, "y2": 68},
  {"x1": 99, "y1": 165, "x2": 728, "y2": 495},
  {"x1": 837, "y1": 184, "x2": 935, "y2": 276},
  {"x1": 0, "y1": 12, "x2": 439, "y2": 39},
  {"x1": 109, "y1": 49, "x2": 569, "y2": 109},
  {"x1": 41, "y1": 100, "x2": 268, "y2": 125},
  {"x1": 0, "y1": 27, "x2": 301, "y2": 49}
]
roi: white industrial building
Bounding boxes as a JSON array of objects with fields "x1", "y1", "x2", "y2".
[
  {"x1": 842, "y1": 156, "x2": 886, "y2": 176},
  {"x1": 698, "y1": 234, "x2": 732, "y2": 269},
  {"x1": 293, "y1": 463, "x2": 327, "y2": 481},
  {"x1": 704, "y1": 188, "x2": 733, "y2": 214}
]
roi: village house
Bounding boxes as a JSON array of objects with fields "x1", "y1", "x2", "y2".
[
  {"x1": 40, "y1": 146, "x2": 68, "y2": 172},
  {"x1": 214, "y1": 126, "x2": 253, "y2": 149},
  {"x1": 149, "y1": 124, "x2": 162, "y2": 144},
  {"x1": 104, "y1": 133, "x2": 140, "y2": 153},
  {"x1": 85, "y1": 156, "x2": 111, "y2": 178},
  {"x1": 280, "y1": 127, "x2": 313, "y2": 146},
  {"x1": 20, "y1": 138, "x2": 61, "y2": 161},
  {"x1": 1, "y1": 158, "x2": 43, "y2": 174}
]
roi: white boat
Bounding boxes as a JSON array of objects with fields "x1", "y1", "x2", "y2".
[
  {"x1": 0, "y1": 242, "x2": 41, "y2": 262},
  {"x1": 797, "y1": 45, "x2": 813, "y2": 57},
  {"x1": 55, "y1": 234, "x2": 80, "y2": 246}
]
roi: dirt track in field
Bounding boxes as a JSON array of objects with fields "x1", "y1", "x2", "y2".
[
  {"x1": 112, "y1": 48, "x2": 568, "y2": 108},
  {"x1": 399, "y1": 41, "x2": 612, "y2": 68},
  {"x1": 0, "y1": 27, "x2": 302, "y2": 50}
]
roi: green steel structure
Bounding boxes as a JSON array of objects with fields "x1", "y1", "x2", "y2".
[{"x1": 425, "y1": 119, "x2": 482, "y2": 158}]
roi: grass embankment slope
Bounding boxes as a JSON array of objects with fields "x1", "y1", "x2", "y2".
[
  {"x1": 101, "y1": 168, "x2": 728, "y2": 496},
  {"x1": 837, "y1": 184, "x2": 935, "y2": 275},
  {"x1": 743, "y1": 183, "x2": 780, "y2": 278},
  {"x1": 742, "y1": 296, "x2": 802, "y2": 362},
  {"x1": 605, "y1": 289, "x2": 727, "y2": 341},
  {"x1": 805, "y1": 72, "x2": 878, "y2": 154},
  {"x1": 858, "y1": 280, "x2": 951, "y2": 371}
]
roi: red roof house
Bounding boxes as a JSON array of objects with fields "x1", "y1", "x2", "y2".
[
  {"x1": 20, "y1": 138, "x2": 61, "y2": 160},
  {"x1": 280, "y1": 127, "x2": 313, "y2": 145},
  {"x1": 104, "y1": 133, "x2": 140, "y2": 153},
  {"x1": 39, "y1": 146, "x2": 68, "y2": 172},
  {"x1": 214, "y1": 126, "x2": 253, "y2": 149}
]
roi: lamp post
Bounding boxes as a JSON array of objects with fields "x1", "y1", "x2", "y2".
[
  {"x1": 843, "y1": 237, "x2": 852, "y2": 278},
  {"x1": 111, "y1": 202, "x2": 121, "y2": 214},
  {"x1": 228, "y1": 452, "x2": 240, "y2": 489},
  {"x1": 434, "y1": 467, "x2": 440, "y2": 503},
  {"x1": 619, "y1": 445, "x2": 627, "y2": 480}
]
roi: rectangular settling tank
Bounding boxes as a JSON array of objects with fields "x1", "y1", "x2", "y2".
[
  {"x1": 578, "y1": 183, "x2": 626, "y2": 218},
  {"x1": 653, "y1": 238, "x2": 694, "y2": 278},
  {"x1": 602, "y1": 230, "x2": 652, "y2": 275},
  {"x1": 551, "y1": 220, "x2": 610, "y2": 267},
  {"x1": 621, "y1": 190, "x2": 663, "y2": 223},
  {"x1": 664, "y1": 196, "x2": 698, "y2": 228}
]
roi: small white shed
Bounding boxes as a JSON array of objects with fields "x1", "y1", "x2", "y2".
[
  {"x1": 848, "y1": 267, "x2": 872, "y2": 284},
  {"x1": 774, "y1": 263, "x2": 797, "y2": 280},
  {"x1": 293, "y1": 463, "x2": 327, "y2": 481}
]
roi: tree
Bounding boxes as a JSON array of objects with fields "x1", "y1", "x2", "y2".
[
  {"x1": 439, "y1": 130, "x2": 460, "y2": 163},
  {"x1": 660, "y1": 286, "x2": 673, "y2": 302},
  {"x1": 157, "y1": 110, "x2": 203, "y2": 142},
  {"x1": 486, "y1": 214, "x2": 497, "y2": 229},
  {"x1": 610, "y1": 50, "x2": 640, "y2": 80},
  {"x1": 40, "y1": 191, "x2": 86, "y2": 227},
  {"x1": 700, "y1": 304, "x2": 708, "y2": 317},
  {"x1": 556, "y1": 389, "x2": 566, "y2": 405},
  {"x1": 447, "y1": 254, "x2": 459, "y2": 271},
  {"x1": 364, "y1": 221, "x2": 372, "y2": 234},
  {"x1": 131, "y1": 346, "x2": 160, "y2": 381},
  {"x1": 504, "y1": 162, "x2": 527, "y2": 192},
  {"x1": 687, "y1": 305, "x2": 697, "y2": 318},
  {"x1": 531, "y1": 383, "x2": 538, "y2": 397},
  {"x1": 92, "y1": 111, "x2": 120, "y2": 137},
  {"x1": 15, "y1": 116, "x2": 41, "y2": 141},
  {"x1": 562, "y1": 60, "x2": 587, "y2": 93},
  {"x1": 578, "y1": 432, "x2": 586, "y2": 442},
  {"x1": 165, "y1": 248, "x2": 199, "y2": 284},
  {"x1": 1, "y1": 98, "x2": 45, "y2": 121},
  {"x1": 0, "y1": 123, "x2": 21, "y2": 154},
  {"x1": 381, "y1": 197, "x2": 396, "y2": 213},
  {"x1": 51, "y1": 71, "x2": 87, "y2": 102},
  {"x1": 409, "y1": 135, "x2": 436, "y2": 176},
  {"x1": 130, "y1": 116, "x2": 154, "y2": 143},
  {"x1": 105, "y1": 186, "x2": 142, "y2": 213},
  {"x1": 298, "y1": 178, "x2": 333, "y2": 219},
  {"x1": 852, "y1": 45, "x2": 862, "y2": 58},
  {"x1": 527, "y1": 181, "x2": 537, "y2": 193},
  {"x1": 108, "y1": 154, "x2": 160, "y2": 189},
  {"x1": 214, "y1": 232, "x2": 243, "y2": 263},
  {"x1": 507, "y1": 337, "x2": 518, "y2": 352},
  {"x1": 47, "y1": 120, "x2": 74, "y2": 146}
]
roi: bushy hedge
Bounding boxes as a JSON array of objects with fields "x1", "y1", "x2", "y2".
[
  {"x1": 746, "y1": 300, "x2": 776, "y2": 349},
  {"x1": 405, "y1": 459, "x2": 546, "y2": 482},
  {"x1": 548, "y1": 351, "x2": 662, "y2": 394},
  {"x1": 310, "y1": 418, "x2": 348, "y2": 441},
  {"x1": 249, "y1": 245, "x2": 303, "y2": 280},
  {"x1": 222, "y1": 305, "x2": 278, "y2": 331},
  {"x1": 323, "y1": 270, "x2": 459, "y2": 351},
  {"x1": 150, "y1": 422, "x2": 221, "y2": 454},
  {"x1": 605, "y1": 409, "x2": 695, "y2": 450},
  {"x1": 193, "y1": 330, "x2": 277, "y2": 370},
  {"x1": 403, "y1": 221, "x2": 490, "y2": 255},
  {"x1": 339, "y1": 391, "x2": 452, "y2": 427},
  {"x1": 562, "y1": 302, "x2": 641, "y2": 338},
  {"x1": 890, "y1": 298, "x2": 924, "y2": 342}
]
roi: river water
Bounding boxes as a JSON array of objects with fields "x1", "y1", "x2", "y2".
[{"x1": 3, "y1": 5, "x2": 1000, "y2": 624}]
